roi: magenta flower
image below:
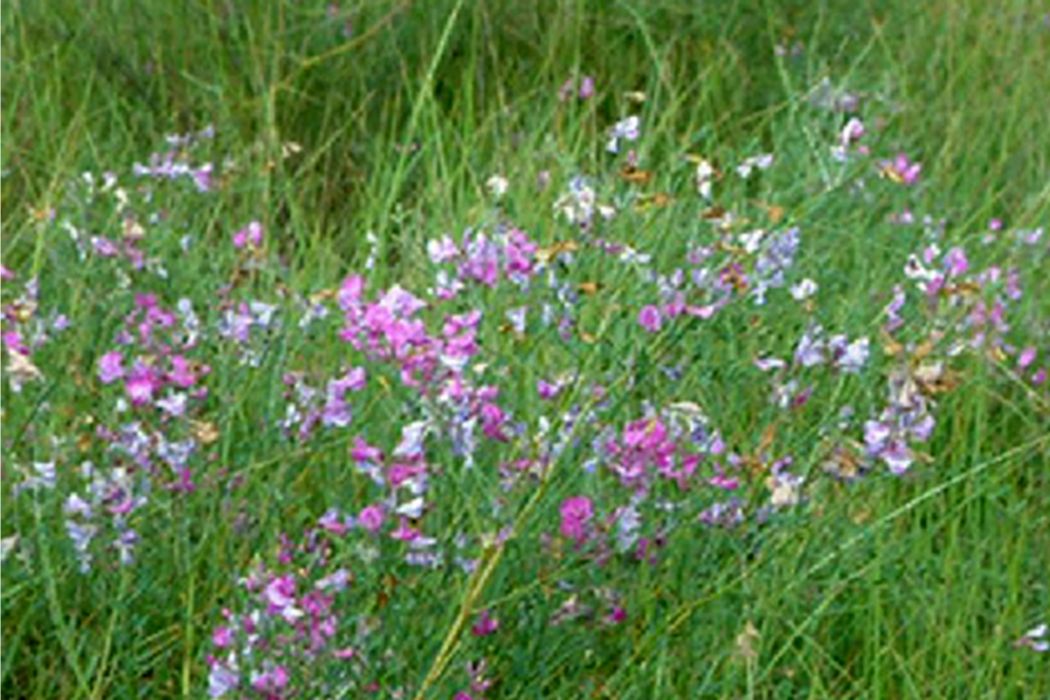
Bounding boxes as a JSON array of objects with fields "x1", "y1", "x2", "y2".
[
  {"x1": 232, "y1": 221, "x2": 263, "y2": 249},
  {"x1": 638, "y1": 305, "x2": 662, "y2": 332},
  {"x1": 471, "y1": 609, "x2": 500, "y2": 637},
  {"x1": 559, "y1": 495, "x2": 594, "y2": 543},
  {"x1": 124, "y1": 362, "x2": 159, "y2": 405},
  {"x1": 537, "y1": 379, "x2": 563, "y2": 400},
  {"x1": 250, "y1": 665, "x2": 289, "y2": 693},
  {"x1": 358, "y1": 504, "x2": 384, "y2": 533},
  {"x1": 168, "y1": 355, "x2": 197, "y2": 388},
  {"x1": 579, "y1": 75, "x2": 595, "y2": 100},
  {"x1": 351, "y1": 436, "x2": 383, "y2": 463},
  {"x1": 212, "y1": 626, "x2": 233, "y2": 648},
  {"x1": 1017, "y1": 346, "x2": 1037, "y2": 369},
  {"x1": 98, "y1": 351, "x2": 125, "y2": 384},
  {"x1": 882, "y1": 153, "x2": 921, "y2": 185}
]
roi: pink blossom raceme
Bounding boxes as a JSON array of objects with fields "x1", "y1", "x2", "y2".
[
  {"x1": 560, "y1": 496, "x2": 594, "y2": 544},
  {"x1": 638, "y1": 305, "x2": 663, "y2": 332},
  {"x1": 471, "y1": 610, "x2": 500, "y2": 637}
]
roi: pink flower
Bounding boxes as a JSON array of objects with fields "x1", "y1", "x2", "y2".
[
  {"x1": 471, "y1": 610, "x2": 500, "y2": 637},
  {"x1": 559, "y1": 495, "x2": 594, "y2": 543},
  {"x1": 480, "y1": 402, "x2": 508, "y2": 441},
  {"x1": 358, "y1": 504, "x2": 385, "y2": 533},
  {"x1": 168, "y1": 355, "x2": 197, "y2": 388},
  {"x1": 579, "y1": 75, "x2": 595, "y2": 100},
  {"x1": 98, "y1": 351, "x2": 125, "y2": 384},
  {"x1": 537, "y1": 379, "x2": 563, "y2": 400},
  {"x1": 390, "y1": 517, "x2": 419, "y2": 541},
  {"x1": 351, "y1": 436, "x2": 383, "y2": 463},
  {"x1": 1018, "y1": 346, "x2": 1037, "y2": 369},
  {"x1": 250, "y1": 665, "x2": 289, "y2": 693},
  {"x1": 883, "y1": 153, "x2": 921, "y2": 185},
  {"x1": 212, "y1": 626, "x2": 233, "y2": 648},
  {"x1": 232, "y1": 221, "x2": 263, "y2": 249},
  {"x1": 638, "y1": 305, "x2": 662, "y2": 332},
  {"x1": 125, "y1": 362, "x2": 159, "y2": 405}
]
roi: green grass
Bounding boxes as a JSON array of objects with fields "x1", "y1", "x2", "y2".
[{"x1": 2, "y1": 0, "x2": 1049, "y2": 697}]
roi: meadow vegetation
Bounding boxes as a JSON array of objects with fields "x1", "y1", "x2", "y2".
[{"x1": 2, "y1": 1, "x2": 1048, "y2": 697}]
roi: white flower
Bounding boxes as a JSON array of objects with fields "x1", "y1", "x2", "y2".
[
  {"x1": 736, "y1": 153, "x2": 774, "y2": 178},
  {"x1": 486, "y1": 174, "x2": 509, "y2": 198},
  {"x1": 790, "y1": 278, "x2": 819, "y2": 300},
  {"x1": 606, "y1": 116, "x2": 641, "y2": 153}
]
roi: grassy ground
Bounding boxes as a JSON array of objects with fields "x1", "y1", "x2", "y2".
[{"x1": 2, "y1": 1, "x2": 1048, "y2": 697}]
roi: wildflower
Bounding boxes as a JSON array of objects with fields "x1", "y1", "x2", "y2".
[
  {"x1": 736, "y1": 153, "x2": 774, "y2": 178},
  {"x1": 560, "y1": 495, "x2": 594, "y2": 543},
  {"x1": 830, "y1": 336, "x2": 870, "y2": 374},
  {"x1": 537, "y1": 378, "x2": 564, "y2": 400},
  {"x1": 486, "y1": 175, "x2": 509, "y2": 198},
  {"x1": 207, "y1": 662, "x2": 240, "y2": 698},
  {"x1": 358, "y1": 504, "x2": 385, "y2": 533},
  {"x1": 212, "y1": 626, "x2": 234, "y2": 648},
  {"x1": 693, "y1": 158, "x2": 716, "y2": 200},
  {"x1": 579, "y1": 75, "x2": 595, "y2": 100},
  {"x1": 880, "y1": 153, "x2": 921, "y2": 185},
  {"x1": 250, "y1": 665, "x2": 289, "y2": 694},
  {"x1": 471, "y1": 610, "x2": 500, "y2": 637},
  {"x1": 125, "y1": 362, "x2": 159, "y2": 406},
  {"x1": 1018, "y1": 347, "x2": 1037, "y2": 369},
  {"x1": 789, "y1": 278, "x2": 818, "y2": 300},
  {"x1": 232, "y1": 221, "x2": 264, "y2": 249},
  {"x1": 794, "y1": 326, "x2": 826, "y2": 367},
  {"x1": 96, "y1": 351, "x2": 124, "y2": 383},
  {"x1": 1014, "y1": 624, "x2": 1048, "y2": 652},
  {"x1": 606, "y1": 116, "x2": 640, "y2": 153},
  {"x1": 638, "y1": 305, "x2": 662, "y2": 333}
]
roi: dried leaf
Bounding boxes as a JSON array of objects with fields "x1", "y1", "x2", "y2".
[
  {"x1": 535, "y1": 241, "x2": 579, "y2": 264},
  {"x1": 735, "y1": 620, "x2": 760, "y2": 662},
  {"x1": 190, "y1": 420, "x2": 220, "y2": 445},
  {"x1": 619, "y1": 164, "x2": 652, "y2": 185}
]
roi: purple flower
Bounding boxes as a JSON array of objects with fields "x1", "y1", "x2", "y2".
[
  {"x1": 579, "y1": 75, "x2": 595, "y2": 100},
  {"x1": 232, "y1": 221, "x2": 263, "y2": 249},
  {"x1": 1018, "y1": 346, "x2": 1037, "y2": 369},
  {"x1": 124, "y1": 362, "x2": 159, "y2": 405},
  {"x1": 638, "y1": 305, "x2": 663, "y2": 332},
  {"x1": 537, "y1": 379, "x2": 564, "y2": 400},
  {"x1": 560, "y1": 496, "x2": 594, "y2": 543},
  {"x1": 212, "y1": 626, "x2": 233, "y2": 648},
  {"x1": 207, "y1": 662, "x2": 239, "y2": 698},
  {"x1": 98, "y1": 351, "x2": 125, "y2": 384},
  {"x1": 471, "y1": 609, "x2": 500, "y2": 637},
  {"x1": 358, "y1": 504, "x2": 384, "y2": 533}
]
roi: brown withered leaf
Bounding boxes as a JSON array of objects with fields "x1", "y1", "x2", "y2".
[
  {"x1": 535, "y1": 241, "x2": 579, "y2": 264},
  {"x1": 577, "y1": 282, "x2": 602, "y2": 295},
  {"x1": 619, "y1": 164, "x2": 653, "y2": 185},
  {"x1": 190, "y1": 420, "x2": 220, "y2": 445},
  {"x1": 635, "y1": 192, "x2": 672, "y2": 210},
  {"x1": 735, "y1": 620, "x2": 761, "y2": 662}
]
